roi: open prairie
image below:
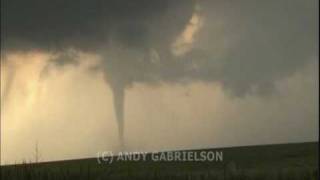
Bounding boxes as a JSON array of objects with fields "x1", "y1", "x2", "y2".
[{"x1": 1, "y1": 142, "x2": 318, "y2": 180}]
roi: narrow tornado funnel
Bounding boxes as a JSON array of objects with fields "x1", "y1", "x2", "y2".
[{"x1": 111, "y1": 85, "x2": 125, "y2": 148}]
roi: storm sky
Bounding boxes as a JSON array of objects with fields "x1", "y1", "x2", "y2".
[{"x1": 1, "y1": 0, "x2": 318, "y2": 164}]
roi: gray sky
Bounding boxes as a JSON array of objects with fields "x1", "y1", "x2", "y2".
[{"x1": 1, "y1": 0, "x2": 318, "y2": 164}]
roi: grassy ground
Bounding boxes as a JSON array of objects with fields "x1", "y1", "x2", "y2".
[{"x1": 1, "y1": 142, "x2": 318, "y2": 180}]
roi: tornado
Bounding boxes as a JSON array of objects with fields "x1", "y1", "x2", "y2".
[
  {"x1": 111, "y1": 84, "x2": 125, "y2": 147},
  {"x1": 4, "y1": 0, "x2": 315, "y2": 149}
]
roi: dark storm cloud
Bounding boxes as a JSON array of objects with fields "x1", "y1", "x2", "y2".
[
  {"x1": 195, "y1": 0, "x2": 319, "y2": 95},
  {"x1": 1, "y1": 0, "x2": 318, "y2": 143},
  {"x1": 2, "y1": 0, "x2": 317, "y2": 92},
  {"x1": 1, "y1": 0, "x2": 196, "y2": 143},
  {"x1": 1, "y1": 0, "x2": 194, "y2": 52}
]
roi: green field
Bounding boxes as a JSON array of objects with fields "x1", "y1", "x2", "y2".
[{"x1": 1, "y1": 142, "x2": 318, "y2": 180}]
